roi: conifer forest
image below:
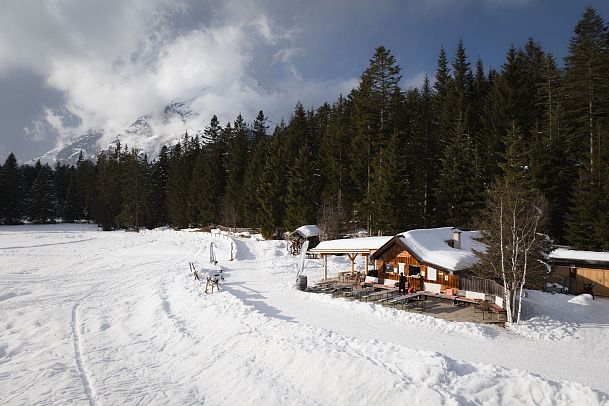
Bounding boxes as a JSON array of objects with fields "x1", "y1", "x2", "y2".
[{"x1": 1, "y1": 6, "x2": 609, "y2": 251}]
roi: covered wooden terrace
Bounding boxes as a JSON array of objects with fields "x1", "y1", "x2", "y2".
[{"x1": 309, "y1": 236, "x2": 392, "y2": 280}]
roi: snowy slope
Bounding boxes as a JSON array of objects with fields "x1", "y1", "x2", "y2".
[{"x1": 1, "y1": 225, "x2": 608, "y2": 405}]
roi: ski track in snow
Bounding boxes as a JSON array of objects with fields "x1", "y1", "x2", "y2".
[
  {"x1": 1, "y1": 225, "x2": 608, "y2": 405},
  {"x1": 71, "y1": 301, "x2": 95, "y2": 406},
  {"x1": 0, "y1": 237, "x2": 97, "y2": 250}
]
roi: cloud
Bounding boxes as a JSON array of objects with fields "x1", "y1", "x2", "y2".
[
  {"x1": 0, "y1": 0, "x2": 356, "y2": 153},
  {"x1": 403, "y1": 71, "x2": 429, "y2": 90}
]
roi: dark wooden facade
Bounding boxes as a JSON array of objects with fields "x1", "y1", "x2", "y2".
[
  {"x1": 372, "y1": 236, "x2": 460, "y2": 292},
  {"x1": 549, "y1": 258, "x2": 609, "y2": 298}
]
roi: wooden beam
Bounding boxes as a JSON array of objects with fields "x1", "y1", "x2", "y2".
[
  {"x1": 347, "y1": 253, "x2": 358, "y2": 274},
  {"x1": 324, "y1": 254, "x2": 328, "y2": 280}
]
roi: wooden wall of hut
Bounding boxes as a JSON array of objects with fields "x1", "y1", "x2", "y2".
[{"x1": 375, "y1": 249, "x2": 459, "y2": 291}]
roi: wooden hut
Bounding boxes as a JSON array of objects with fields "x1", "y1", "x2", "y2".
[
  {"x1": 548, "y1": 249, "x2": 609, "y2": 297},
  {"x1": 371, "y1": 227, "x2": 484, "y2": 293},
  {"x1": 289, "y1": 225, "x2": 321, "y2": 255}
]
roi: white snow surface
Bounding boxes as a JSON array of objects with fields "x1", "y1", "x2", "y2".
[
  {"x1": 549, "y1": 248, "x2": 609, "y2": 263},
  {"x1": 398, "y1": 227, "x2": 484, "y2": 271},
  {"x1": 1, "y1": 225, "x2": 608, "y2": 405},
  {"x1": 568, "y1": 294, "x2": 595, "y2": 306},
  {"x1": 311, "y1": 236, "x2": 392, "y2": 252},
  {"x1": 292, "y1": 225, "x2": 320, "y2": 238}
]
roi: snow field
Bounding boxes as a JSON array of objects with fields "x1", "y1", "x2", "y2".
[{"x1": 1, "y1": 225, "x2": 608, "y2": 405}]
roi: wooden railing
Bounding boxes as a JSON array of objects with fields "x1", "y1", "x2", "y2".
[{"x1": 459, "y1": 276, "x2": 505, "y2": 298}]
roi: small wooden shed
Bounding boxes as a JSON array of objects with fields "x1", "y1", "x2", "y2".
[
  {"x1": 289, "y1": 225, "x2": 321, "y2": 255},
  {"x1": 548, "y1": 248, "x2": 609, "y2": 297},
  {"x1": 371, "y1": 227, "x2": 484, "y2": 292}
]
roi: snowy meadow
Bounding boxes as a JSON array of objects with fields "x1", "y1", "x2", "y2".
[{"x1": 1, "y1": 225, "x2": 608, "y2": 405}]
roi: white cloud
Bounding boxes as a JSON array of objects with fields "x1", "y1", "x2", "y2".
[
  {"x1": 23, "y1": 120, "x2": 47, "y2": 143},
  {"x1": 1, "y1": 0, "x2": 359, "y2": 154},
  {"x1": 403, "y1": 71, "x2": 429, "y2": 90}
]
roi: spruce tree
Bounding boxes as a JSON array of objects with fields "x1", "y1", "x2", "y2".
[
  {"x1": 319, "y1": 97, "x2": 352, "y2": 235},
  {"x1": 28, "y1": 163, "x2": 57, "y2": 224},
  {"x1": 0, "y1": 153, "x2": 25, "y2": 224},
  {"x1": 257, "y1": 125, "x2": 287, "y2": 238},
  {"x1": 243, "y1": 111, "x2": 269, "y2": 227},
  {"x1": 369, "y1": 130, "x2": 400, "y2": 234},
  {"x1": 284, "y1": 143, "x2": 317, "y2": 231},
  {"x1": 117, "y1": 149, "x2": 145, "y2": 228},
  {"x1": 166, "y1": 143, "x2": 189, "y2": 228},
  {"x1": 222, "y1": 115, "x2": 249, "y2": 228}
]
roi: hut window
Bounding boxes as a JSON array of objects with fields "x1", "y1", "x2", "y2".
[
  {"x1": 408, "y1": 265, "x2": 420, "y2": 276},
  {"x1": 427, "y1": 267, "x2": 437, "y2": 281}
]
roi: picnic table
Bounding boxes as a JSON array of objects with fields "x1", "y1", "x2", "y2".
[
  {"x1": 344, "y1": 286, "x2": 378, "y2": 299},
  {"x1": 384, "y1": 292, "x2": 425, "y2": 307},
  {"x1": 361, "y1": 288, "x2": 399, "y2": 302},
  {"x1": 477, "y1": 301, "x2": 507, "y2": 321},
  {"x1": 454, "y1": 296, "x2": 483, "y2": 306}
]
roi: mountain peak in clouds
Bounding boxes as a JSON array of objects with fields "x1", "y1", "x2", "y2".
[
  {"x1": 35, "y1": 101, "x2": 202, "y2": 165},
  {"x1": 163, "y1": 101, "x2": 195, "y2": 123}
]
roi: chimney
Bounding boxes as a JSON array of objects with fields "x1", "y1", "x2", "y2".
[{"x1": 452, "y1": 229, "x2": 462, "y2": 250}]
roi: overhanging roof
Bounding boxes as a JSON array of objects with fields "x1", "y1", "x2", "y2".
[
  {"x1": 549, "y1": 248, "x2": 609, "y2": 268},
  {"x1": 372, "y1": 227, "x2": 484, "y2": 272},
  {"x1": 310, "y1": 236, "x2": 392, "y2": 255}
]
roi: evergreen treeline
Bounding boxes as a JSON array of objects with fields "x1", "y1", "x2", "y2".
[{"x1": 1, "y1": 6, "x2": 608, "y2": 250}]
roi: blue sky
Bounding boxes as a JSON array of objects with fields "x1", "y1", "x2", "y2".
[{"x1": 0, "y1": 0, "x2": 608, "y2": 162}]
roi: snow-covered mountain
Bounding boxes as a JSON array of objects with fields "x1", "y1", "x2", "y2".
[{"x1": 34, "y1": 102, "x2": 202, "y2": 165}]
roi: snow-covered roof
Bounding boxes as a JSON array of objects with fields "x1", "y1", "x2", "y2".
[
  {"x1": 549, "y1": 248, "x2": 609, "y2": 265},
  {"x1": 292, "y1": 225, "x2": 321, "y2": 238},
  {"x1": 311, "y1": 236, "x2": 392, "y2": 253},
  {"x1": 396, "y1": 227, "x2": 485, "y2": 272}
]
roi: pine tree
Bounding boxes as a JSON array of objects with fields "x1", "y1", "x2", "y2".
[
  {"x1": 350, "y1": 46, "x2": 402, "y2": 232},
  {"x1": 319, "y1": 97, "x2": 352, "y2": 235},
  {"x1": 436, "y1": 117, "x2": 477, "y2": 228},
  {"x1": 95, "y1": 147, "x2": 122, "y2": 230},
  {"x1": 257, "y1": 125, "x2": 287, "y2": 238},
  {"x1": 243, "y1": 111, "x2": 269, "y2": 227},
  {"x1": 433, "y1": 46, "x2": 452, "y2": 146},
  {"x1": 369, "y1": 130, "x2": 400, "y2": 234},
  {"x1": 0, "y1": 153, "x2": 25, "y2": 224},
  {"x1": 63, "y1": 171, "x2": 84, "y2": 222},
  {"x1": 148, "y1": 145, "x2": 170, "y2": 226},
  {"x1": 28, "y1": 163, "x2": 57, "y2": 224},
  {"x1": 284, "y1": 143, "x2": 317, "y2": 230},
  {"x1": 117, "y1": 148, "x2": 145, "y2": 228},
  {"x1": 166, "y1": 143, "x2": 189, "y2": 228},
  {"x1": 565, "y1": 164, "x2": 599, "y2": 250},
  {"x1": 449, "y1": 39, "x2": 474, "y2": 132},
  {"x1": 53, "y1": 162, "x2": 71, "y2": 219},
  {"x1": 563, "y1": 6, "x2": 608, "y2": 168},
  {"x1": 222, "y1": 115, "x2": 249, "y2": 228}
]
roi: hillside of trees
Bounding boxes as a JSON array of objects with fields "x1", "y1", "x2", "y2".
[{"x1": 1, "y1": 6, "x2": 608, "y2": 250}]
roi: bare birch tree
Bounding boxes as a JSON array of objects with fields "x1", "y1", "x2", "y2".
[{"x1": 475, "y1": 179, "x2": 549, "y2": 324}]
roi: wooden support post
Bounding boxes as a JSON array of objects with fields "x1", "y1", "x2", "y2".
[
  {"x1": 347, "y1": 253, "x2": 358, "y2": 274},
  {"x1": 323, "y1": 254, "x2": 328, "y2": 280}
]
